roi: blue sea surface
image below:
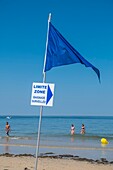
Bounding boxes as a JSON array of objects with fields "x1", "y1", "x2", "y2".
[{"x1": 0, "y1": 116, "x2": 113, "y2": 160}]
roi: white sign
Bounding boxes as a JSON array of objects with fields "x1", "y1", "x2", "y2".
[{"x1": 31, "y1": 82, "x2": 55, "y2": 107}]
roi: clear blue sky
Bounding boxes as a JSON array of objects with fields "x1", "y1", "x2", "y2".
[{"x1": 0, "y1": 0, "x2": 113, "y2": 116}]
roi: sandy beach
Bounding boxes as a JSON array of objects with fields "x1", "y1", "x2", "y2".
[{"x1": 0, "y1": 154, "x2": 113, "y2": 170}]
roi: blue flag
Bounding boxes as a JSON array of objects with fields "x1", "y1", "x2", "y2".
[{"x1": 44, "y1": 22, "x2": 100, "y2": 82}]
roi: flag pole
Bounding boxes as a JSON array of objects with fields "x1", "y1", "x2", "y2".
[
  {"x1": 34, "y1": 13, "x2": 51, "y2": 170},
  {"x1": 43, "y1": 13, "x2": 51, "y2": 83}
]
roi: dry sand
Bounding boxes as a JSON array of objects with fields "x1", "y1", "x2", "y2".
[{"x1": 0, "y1": 156, "x2": 113, "y2": 170}]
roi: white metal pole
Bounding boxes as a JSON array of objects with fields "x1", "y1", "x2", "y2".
[
  {"x1": 34, "y1": 106, "x2": 43, "y2": 170},
  {"x1": 34, "y1": 13, "x2": 52, "y2": 170},
  {"x1": 43, "y1": 13, "x2": 51, "y2": 83}
]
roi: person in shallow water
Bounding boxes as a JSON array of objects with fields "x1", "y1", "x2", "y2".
[
  {"x1": 5, "y1": 122, "x2": 10, "y2": 136},
  {"x1": 80, "y1": 124, "x2": 85, "y2": 134},
  {"x1": 70, "y1": 124, "x2": 75, "y2": 135}
]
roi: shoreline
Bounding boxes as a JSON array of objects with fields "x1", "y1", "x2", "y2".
[
  {"x1": 1, "y1": 143, "x2": 113, "y2": 150},
  {"x1": 0, "y1": 142, "x2": 113, "y2": 162}
]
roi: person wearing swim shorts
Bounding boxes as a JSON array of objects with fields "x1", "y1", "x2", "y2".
[{"x1": 5, "y1": 122, "x2": 10, "y2": 136}]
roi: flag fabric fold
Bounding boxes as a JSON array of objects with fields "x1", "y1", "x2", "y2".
[{"x1": 44, "y1": 22, "x2": 100, "y2": 82}]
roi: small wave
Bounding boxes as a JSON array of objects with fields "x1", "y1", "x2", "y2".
[
  {"x1": 10, "y1": 136, "x2": 33, "y2": 140},
  {"x1": 41, "y1": 133, "x2": 113, "y2": 140},
  {"x1": 0, "y1": 136, "x2": 33, "y2": 140},
  {"x1": 10, "y1": 137, "x2": 21, "y2": 140}
]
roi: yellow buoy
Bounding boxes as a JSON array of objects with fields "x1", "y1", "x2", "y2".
[{"x1": 101, "y1": 138, "x2": 108, "y2": 144}]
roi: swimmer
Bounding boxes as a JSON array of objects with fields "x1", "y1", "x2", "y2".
[
  {"x1": 80, "y1": 124, "x2": 85, "y2": 134},
  {"x1": 5, "y1": 122, "x2": 10, "y2": 136},
  {"x1": 70, "y1": 124, "x2": 75, "y2": 135}
]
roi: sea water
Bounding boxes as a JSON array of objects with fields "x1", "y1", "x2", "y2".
[{"x1": 0, "y1": 116, "x2": 113, "y2": 160}]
